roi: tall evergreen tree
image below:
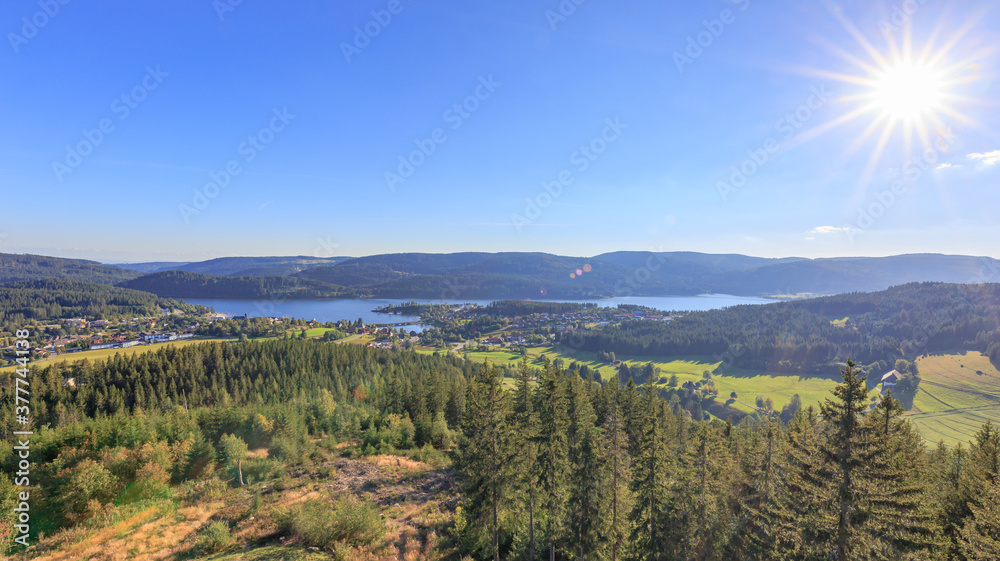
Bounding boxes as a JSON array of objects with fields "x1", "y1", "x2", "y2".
[
  {"x1": 514, "y1": 355, "x2": 540, "y2": 561},
  {"x1": 735, "y1": 417, "x2": 787, "y2": 561},
  {"x1": 821, "y1": 359, "x2": 879, "y2": 560},
  {"x1": 959, "y1": 479, "x2": 1000, "y2": 560},
  {"x1": 536, "y1": 359, "x2": 571, "y2": 560},
  {"x1": 567, "y1": 374, "x2": 603, "y2": 559},
  {"x1": 601, "y1": 388, "x2": 633, "y2": 561},
  {"x1": 462, "y1": 361, "x2": 512, "y2": 561},
  {"x1": 630, "y1": 385, "x2": 671, "y2": 561},
  {"x1": 863, "y1": 392, "x2": 940, "y2": 558}
]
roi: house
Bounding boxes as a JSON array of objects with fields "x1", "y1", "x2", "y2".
[
  {"x1": 881, "y1": 370, "x2": 902, "y2": 391},
  {"x1": 91, "y1": 320, "x2": 110, "y2": 329}
]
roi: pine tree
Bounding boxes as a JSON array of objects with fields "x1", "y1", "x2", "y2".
[
  {"x1": 821, "y1": 359, "x2": 880, "y2": 560},
  {"x1": 630, "y1": 385, "x2": 671, "y2": 560},
  {"x1": 735, "y1": 417, "x2": 786, "y2": 561},
  {"x1": 676, "y1": 422, "x2": 733, "y2": 561},
  {"x1": 778, "y1": 405, "x2": 836, "y2": 560},
  {"x1": 536, "y1": 359, "x2": 571, "y2": 560},
  {"x1": 462, "y1": 361, "x2": 512, "y2": 561},
  {"x1": 862, "y1": 392, "x2": 940, "y2": 557},
  {"x1": 567, "y1": 374, "x2": 602, "y2": 559},
  {"x1": 601, "y1": 387, "x2": 633, "y2": 561},
  {"x1": 959, "y1": 479, "x2": 1000, "y2": 560},
  {"x1": 514, "y1": 355, "x2": 540, "y2": 561}
]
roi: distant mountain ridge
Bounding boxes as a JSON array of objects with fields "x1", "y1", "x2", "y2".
[
  {"x1": 0, "y1": 253, "x2": 139, "y2": 285},
  {"x1": 4, "y1": 251, "x2": 999, "y2": 300},
  {"x1": 117, "y1": 255, "x2": 353, "y2": 277}
]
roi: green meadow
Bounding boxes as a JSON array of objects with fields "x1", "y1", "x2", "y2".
[{"x1": 904, "y1": 351, "x2": 1000, "y2": 446}]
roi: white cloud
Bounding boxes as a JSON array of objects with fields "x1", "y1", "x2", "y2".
[
  {"x1": 936, "y1": 163, "x2": 961, "y2": 170},
  {"x1": 967, "y1": 150, "x2": 1000, "y2": 166},
  {"x1": 808, "y1": 226, "x2": 850, "y2": 235}
]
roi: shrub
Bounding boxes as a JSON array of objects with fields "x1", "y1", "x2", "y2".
[
  {"x1": 197, "y1": 521, "x2": 233, "y2": 553},
  {"x1": 240, "y1": 458, "x2": 286, "y2": 484},
  {"x1": 218, "y1": 434, "x2": 248, "y2": 469},
  {"x1": 57, "y1": 459, "x2": 119, "y2": 523},
  {"x1": 283, "y1": 497, "x2": 385, "y2": 553},
  {"x1": 268, "y1": 435, "x2": 303, "y2": 464}
]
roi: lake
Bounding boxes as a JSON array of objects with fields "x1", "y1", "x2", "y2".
[{"x1": 184, "y1": 294, "x2": 775, "y2": 331}]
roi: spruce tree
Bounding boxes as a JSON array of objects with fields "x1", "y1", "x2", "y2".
[
  {"x1": 820, "y1": 359, "x2": 878, "y2": 560},
  {"x1": 536, "y1": 358, "x2": 571, "y2": 560},
  {"x1": 567, "y1": 374, "x2": 603, "y2": 559},
  {"x1": 779, "y1": 405, "x2": 836, "y2": 560},
  {"x1": 601, "y1": 388, "x2": 633, "y2": 561},
  {"x1": 959, "y1": 479, "x2": 1000, "y2": 560},
  {"x1": 629, "y1": 385, "x2": 671, "y2": 560},
  {"x1": 462, "y1": 361, "x2": 512, "y2": 561},
  {"x1": 735, "y1": 417, "x2": 787, "y2": 561},
  {"x1": 514, "y1": 355, "x2": 540, "y2": 560},
  {"x1": 862, "y1": 392, "x2": 940, "y2": 557}
]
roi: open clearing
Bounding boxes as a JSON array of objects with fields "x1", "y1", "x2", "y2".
[
  {"x1": 1, "y1": 338, "x2": 233, "y2": 373},
  {"x1": 905, "y1": 351, "x2": 1000, "y2": 446},
  {"x1": 28, "y1": 448, "x2": 458, "y2": 560},
  {"x1": 460, "y1": 344, "x2": 858, "y2": 413}
]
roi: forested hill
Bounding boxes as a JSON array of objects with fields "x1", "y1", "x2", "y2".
[
  {"x1": 118, "y1": 255, "x2": 353, "y2": 277},
  {"x1": 117, "y1": 270, "x2": 355, "y2": 300},
  {"x1": 9, "y1": 250, "x2": 1000, "y2": 299},
  {"x1": 0, "y1": 253, "x2": 139, "y2": 284},
  {"x1": 0, "y1": 279, "x2": 189, "y2": 328},
  {"x1": 295, "y1": 251, "x2": 1000, "y2": 299},
  {"x1": 572, "y1": 282, "x2": 1000, "y2": 376}
]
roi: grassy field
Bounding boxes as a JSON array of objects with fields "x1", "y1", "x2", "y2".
[
  {"x1": 458, "y1": 344, "x2": 859, "y2": 413},
  {"x1": 904, "y1": 351, "x2": 1000, "y2": 446},
  {"x1": 461, "y1": 345, "x2": 1000, "y2": 445},
  {"x1": 1, "y1": 337, "x2": 233, "y2": 373},
  {"x1": 297, "y1": 327, "x2": 341, "y2": 338}
]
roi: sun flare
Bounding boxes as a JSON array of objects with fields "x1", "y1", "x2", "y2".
[{"x1": 870, "y1": 61, "x2": 946, "y2": 123}]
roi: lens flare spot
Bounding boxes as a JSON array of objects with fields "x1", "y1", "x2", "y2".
[{"x1": 583, "y1": 264, "x2": 592, "y2": 272}]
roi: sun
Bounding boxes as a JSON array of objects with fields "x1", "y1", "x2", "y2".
[
  {"x1": 780, "y1": 12, "x2": 985, "y2": 190},
  {"x1": 870, "y1": 60, "x2": 946, "y2": 124}
]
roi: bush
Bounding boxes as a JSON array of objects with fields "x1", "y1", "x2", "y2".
[
  {"x1": 240, "y1": 458, "x2": 286, "y2": 484},
  {"x1": 283, "y1": 497, "x2": 385, "y2": 552},
  {"x1": 57, "y1": 459, "x2": 120, "y2": 523},
  {"x1": 218, "y1": 434, "x2": 248, "y2": 468},
  {"x1": 197, "y1": 521, "x2": 233, "y2": 553},
  {"x1": 268, "y1": 435, "x2": 303, "y2": 464}
]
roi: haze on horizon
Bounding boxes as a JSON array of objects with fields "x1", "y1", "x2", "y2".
[{"x1": 2, "y1": 0, "x2": 998, "y2": 263}]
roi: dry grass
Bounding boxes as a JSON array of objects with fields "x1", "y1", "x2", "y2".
[
  {"x1": 368, "y1": 455, "x2": 430, "y2": 471},
  {"x1": 30, "y1": 501, "x2": 222, "y2": 561}
]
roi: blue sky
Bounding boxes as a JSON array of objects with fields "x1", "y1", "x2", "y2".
[{"x1": 1, "y1": 0, "x2": 998, "y2": 262}]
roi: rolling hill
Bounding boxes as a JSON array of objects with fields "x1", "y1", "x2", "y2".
[
  {"x1": 0, "y1": 253, "x2": 139, "y2": 284},
  {"x1": 118, "y1": 270, "x2": 353, "y2": 300},
  {"x1": 7, "y1": 250, "x2": 1000, "y2": 300},
  {"x1": 117, "y1": 255, "x2": 353, "y2": 277}
]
